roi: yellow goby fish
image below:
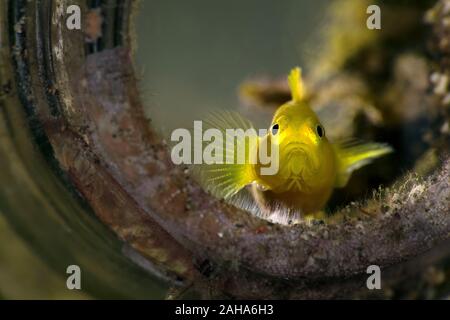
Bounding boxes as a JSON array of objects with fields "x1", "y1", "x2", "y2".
[{"x1": 195, "y1": 67, "x2": 392, "y2": 220}]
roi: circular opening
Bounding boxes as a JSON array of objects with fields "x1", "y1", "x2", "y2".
[{"x1": 135, "y1": 1, "x2": 444, "y2": 219}]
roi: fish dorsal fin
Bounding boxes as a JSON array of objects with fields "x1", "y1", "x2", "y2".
[
  {"x1": 204, "y1": 110, "x2": 254, "y2": 132},
  {"x1": 288, "y1": 67, "x2": 305, "y2": 102}
]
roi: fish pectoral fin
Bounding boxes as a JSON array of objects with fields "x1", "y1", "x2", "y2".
[
  {"x1": 191, "y1": 110, "x2": 259, "y2": 200},
  {"x1": 333, "y1": 139, "x2": 393, "y2": 188},
  {"x1": 194, "y1": 163, "x2": 256, "y2": 200}
]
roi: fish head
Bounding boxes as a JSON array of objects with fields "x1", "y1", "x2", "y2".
[{"x1": 263, "y1": 100, "x2": 334, "y2": 191}]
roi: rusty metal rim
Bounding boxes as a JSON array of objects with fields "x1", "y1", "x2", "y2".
[{"x1": 0, "y1": 0, "x2": 178, "y2": 299}]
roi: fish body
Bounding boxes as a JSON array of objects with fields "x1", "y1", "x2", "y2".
[{"x1": 195, "y1": 68, "x2": 392, "y2": 219}]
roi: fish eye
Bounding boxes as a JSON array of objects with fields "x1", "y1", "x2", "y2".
[
  {"x1": 316, "y1": 125, "x2": 325, "y2": 138},
  {"x1": 271, "y1": 123, "x2": 279, "y2": 135}
]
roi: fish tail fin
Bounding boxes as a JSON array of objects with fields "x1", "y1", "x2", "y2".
[
  {"x1": 333, "y1": 139, "x2": 393, "y2": 188},
  {"x1": 191, "y1": 111, "x2": 258, "y2": 200}
]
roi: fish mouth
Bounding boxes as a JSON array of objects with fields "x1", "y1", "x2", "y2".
[
  {"x1": 280, "y1": 143, "x2": 308, "y2": 174},
  {"x1": 280, "y1": 143, "x2": 318, "y2": 191},
  {"x1": 284, "y1": 143, "x2": 310, "y2": 163},
  {"x1": 286, "y1": 150, "x2": 308, "y2": 176}
]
